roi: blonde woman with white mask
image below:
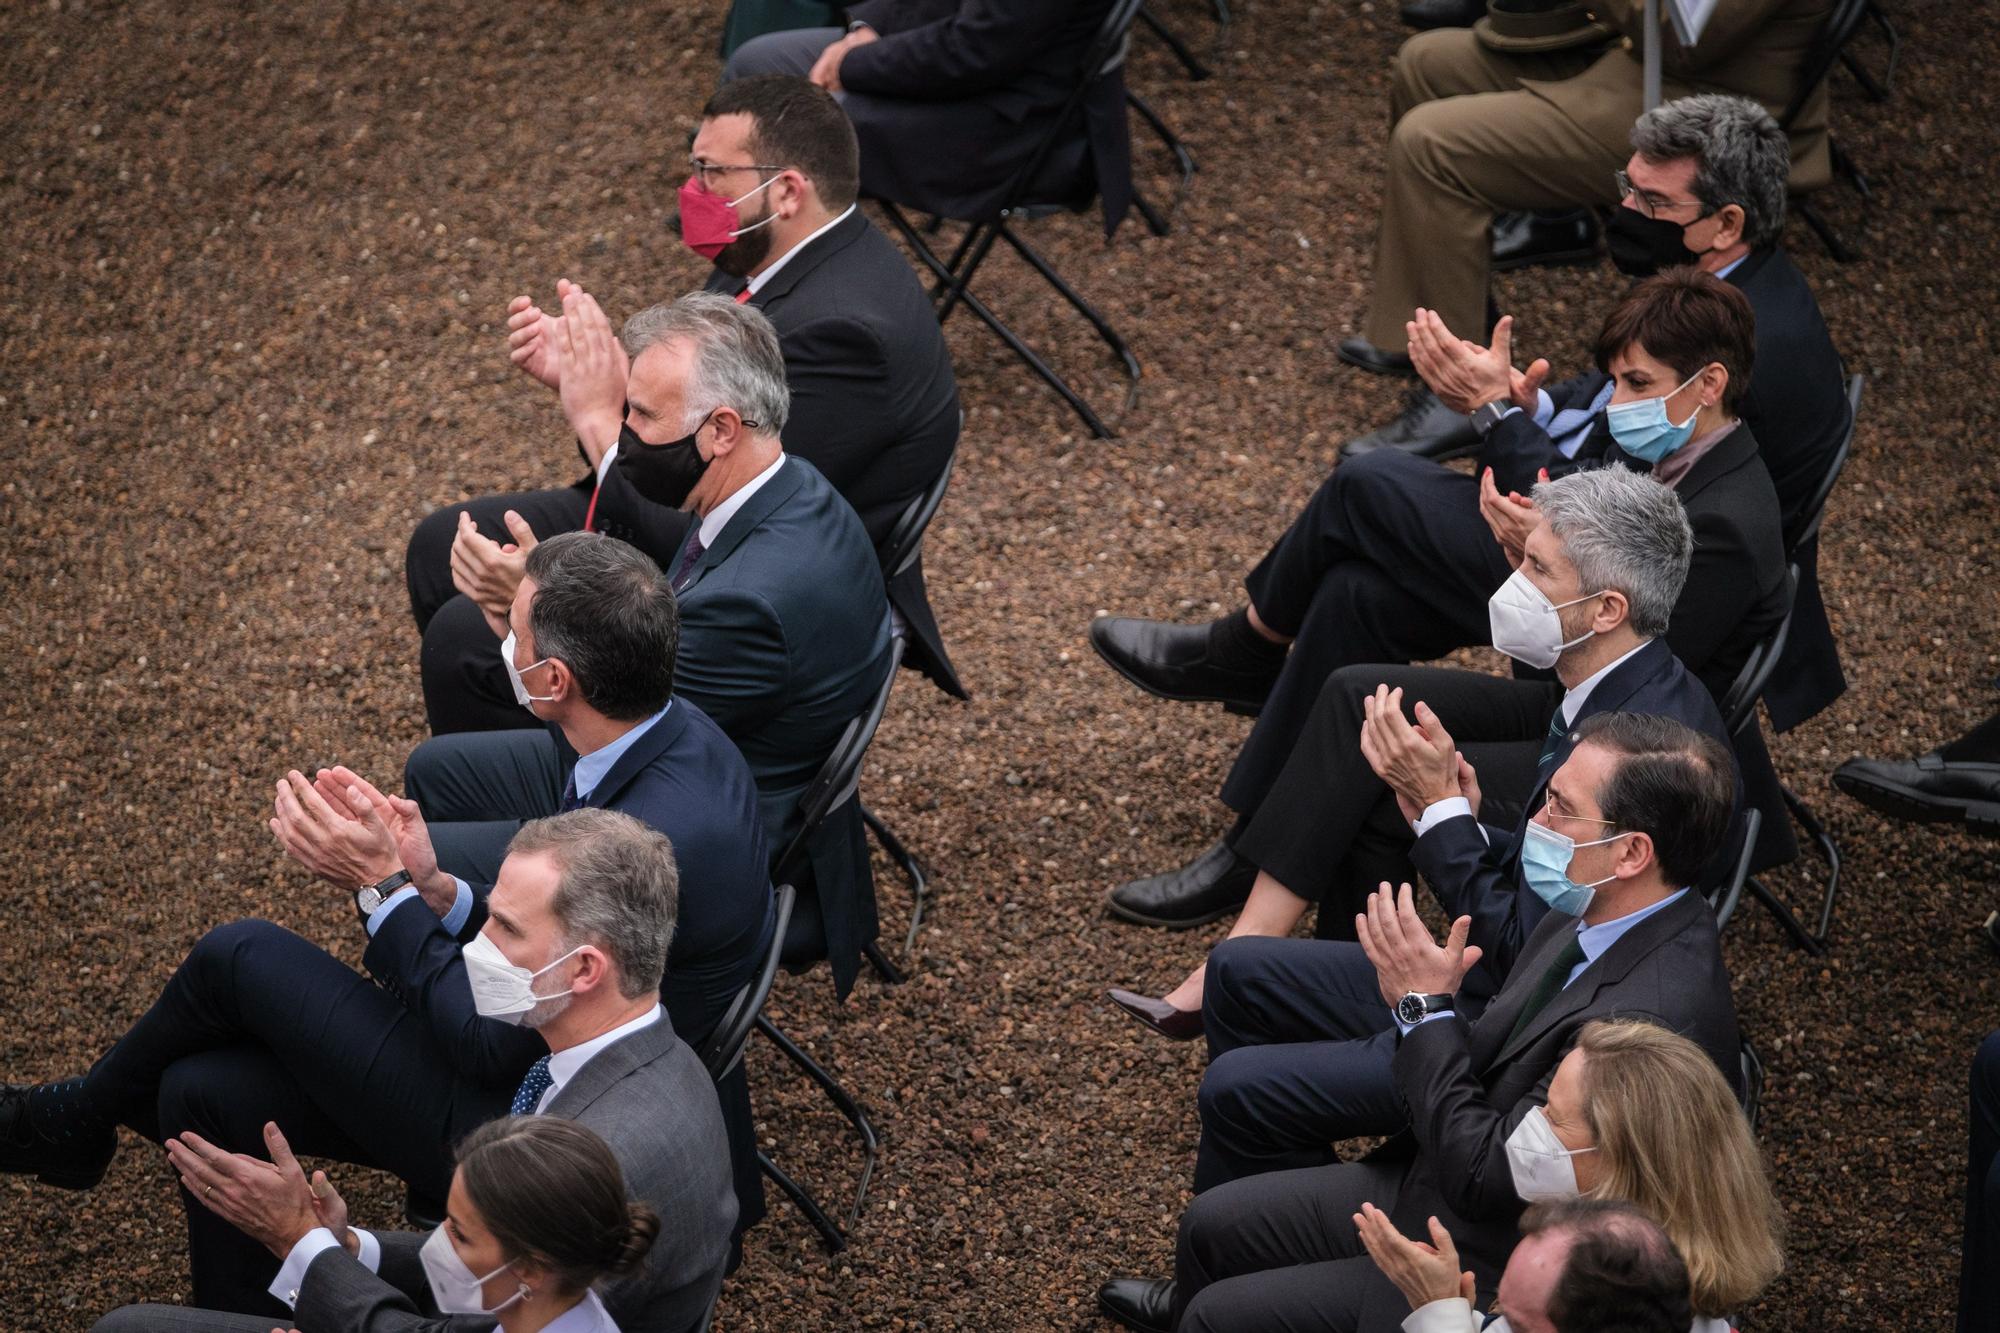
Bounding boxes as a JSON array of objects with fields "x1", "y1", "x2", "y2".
[{"x1": 1359, "y1": 1018, "x2": 1783, "y2": 1332}]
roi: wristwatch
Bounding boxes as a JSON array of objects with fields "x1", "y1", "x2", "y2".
[
  {"x1": 1395, "y1": 992, "x2": 1454, "y2": 1026},
  {"x1": 1469, "y1": 399, "x2": 1511, "y2": 436},
  {"x1": 355, "y1": 869, "x2": 413, "y2": 923}
]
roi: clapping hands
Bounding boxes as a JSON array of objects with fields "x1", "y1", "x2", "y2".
[{"x1": 1406, "y1": 309, "x2": 1549, "y2": 416}]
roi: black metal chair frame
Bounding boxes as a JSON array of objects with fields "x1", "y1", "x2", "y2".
[
  {"x1": 875, "y1": 0, "x2": 1150, "y2": 439},
  {"x1": 1838, "y1": 0, "x2": 1901, "y2": 103},
  {"x1": 1784, "y1": 0, "x2": 1884, "y2": 262},
  {"x1": 1139, "y1": 0, "x2": 1232, "y2": 81},
  {"x1": 1712, "y1": 375, "x2": 1863, "y2": 954},
  {"x1": 737, "y1": 638, "x2": 910, "y2": 1251},
  {"x1": 859, "y1": 447, "x2": 961, "y2": 956}
]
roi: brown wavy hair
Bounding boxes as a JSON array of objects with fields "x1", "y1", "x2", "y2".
[{"x1": 456, "y1": 1115, "x2": 660, "y2": 1295}]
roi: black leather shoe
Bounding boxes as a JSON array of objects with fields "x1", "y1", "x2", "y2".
[
  {"x1": 1108, "y1": 841, "x2": 1256, "y2": 929},
  {"x1": 1491, "y1": 208, "x2": 1601, "y2": 271},
  {"x1": 1340, "y1": 386, "x2": 1480, "y2": 462},
  {"x1": 1832, "y1": 753, "x2": 2000, "y2": 835},
  {"x1": 0, "y1": 1083, "x2": 115, "y2": 1190},
  {"x1": 1106, "y1": 989, "x2": 1206, "y2": 1041},
  {"x1": 1090, "y1": 616, "x2": 1281, "y2": 715},
  {"x1": 1098, "y1": 1278, "x2": 1176, "y2": 1333},
  {"x1": 1399, "y1": 0, "x2": 1485, "y2": 27},
  {"x1": 1336, "y1": 336, "x2": 1415, "y2": 377}
]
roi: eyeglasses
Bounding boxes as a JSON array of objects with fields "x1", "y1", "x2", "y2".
[
  {"x1": 1539, "y1": 793, "x2": 1617, "y2": 830},
  {"x1": 688, "y1": 157, "x2": 787, "y2": 191},
  {"x1": 1613, "y1": 169, "x2": 1711, "y2": 222}
]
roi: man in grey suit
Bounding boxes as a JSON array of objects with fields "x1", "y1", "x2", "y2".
[
  {"x1": 87, "y1": 810, "x2": 734, "y2": 1333},
  {"x1": 1099, "y1": 713, "x2": 1742, "y2": 1333}
]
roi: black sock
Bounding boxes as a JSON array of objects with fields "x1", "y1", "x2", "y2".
[
  {"x1": 1939, "y1": 712, "x2": 2000, "y2": 764},
  {"x1": 1207, "y1": 608, "x2": 1286, "y2": 672},
  {"x1": 25, "y1": 1080, "x2": 109, "y2": 1142}
]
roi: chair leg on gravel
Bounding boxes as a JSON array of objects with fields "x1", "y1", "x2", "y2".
[
  {"x1": 755, "y1": 1015, "x2": 880, "y2": 1226},
  {"x1": 863, "y1": 803, "x2": 929, "y2": 955},
  {"x1": 759, "y1": 1151, "x2": 847, "y2": 1252},
  {"x1": 1141, "y1": 4, "x2": 1212, "y2": 79}
]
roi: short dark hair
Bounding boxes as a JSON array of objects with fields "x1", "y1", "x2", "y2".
[
  {"x1": 1521, "y1": 1199, "x2": 1694, "y2": 1333},
  {"x1": 1592, "y1": 267, "x2": 1756, "y2": 414},
  {"x1": 1630, "y1": 94, "x2": 1789, "y2": 249},
  {"x1": 455, "y1": 1116, "x2": 660, "y2": 1296},
  {"x1": 701, "y1": 76, "x2": 860, "y2": 210},
  {"x1": 523, "y1": 533, "x2": 678, "y2": 721},
  {"x1": 507, "y1": 808, "x2": 679, "y2": 997},
  {"x1": 1570, "y1": 712, "x2": 1737, "y2": 888}
]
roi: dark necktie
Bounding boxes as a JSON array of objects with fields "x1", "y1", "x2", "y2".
[
  {"x1": 558, "y1": 777, "x2": 583, "y2": 813},
  {"x1": 510, "y1": 1056, "x2": 555, "y2": 1116},
  {"x1": 1537, "y1": 706, "x2": 1570, "y2": 774},
  {"x1": 1505, "y1": 933, "x2": 1588, "y2": 1048},
  {"x1": 670, "y1": 533, "x2": 706, "y2": 593}
]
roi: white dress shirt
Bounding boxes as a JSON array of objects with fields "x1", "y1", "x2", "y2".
[
  {"x1": 697, "y1": 450, "x2": 787, "y2": 549},
  {"x1": 1404, "y1": 1296, "x2": 1732, "y2": 1333},
  {"x1": 533, "y1": 1003, "x2": 663, "y2": 1114},
  {"x1": 745, "y1": 204, "x2": 856, "y2": 296}
]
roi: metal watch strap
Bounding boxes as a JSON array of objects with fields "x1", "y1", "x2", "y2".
[{"x1": 1470, "y1": 400, "x2": 1510, "y2": 436}]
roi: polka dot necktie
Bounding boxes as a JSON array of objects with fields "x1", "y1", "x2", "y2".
[{"x1": 510, "y1": 1056, "x2": 554, "y2": 1116}]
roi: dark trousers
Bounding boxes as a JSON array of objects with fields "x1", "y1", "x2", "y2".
[
  {"x1": 1174, "y1": 1159, "x2": 1415, "y2": 1332},
  {"x1": 1963, "y1": 1030, "x2": 2000, "y2": 1332},
  {"x1": 1231, "y1": 662, "x2": 1555, "y2": 930},
  {"x1": 1224, "y1": 450, "x2": 1514, "y2": 818},
  {"x1": 83, "y1": 921, "x2": 520, "y2": 1318},
  {"x1": 404, "y1": 727, "x2": 770, "y2": 1235},
  {"x1": 1195, "y1": 937, "x2": 1402, "y2": 1192}
]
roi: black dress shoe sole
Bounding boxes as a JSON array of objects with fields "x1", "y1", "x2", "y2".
[
  {"x1": 1088, "y1": 632, "x2": 1273, "y2": 716},
  {"x1": 1334, "y1": 345, "x2": 1415, "y2": 377},
  {"x1": 1103, "y1": 892, "x2": 1243, "y2": 930},
  {"x1": 1097, "y1": 1287, "x2": 1174, "y2": 1333},
  {"x1": 1832, "y1": 770, "x2": 2000, "y2": 835},
  {"x1": 1491, "y1": 244, "x2": 1601, "y2": 273}
]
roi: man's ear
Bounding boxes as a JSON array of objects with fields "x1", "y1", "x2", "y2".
[
  {"x1": 540, "y1": 657, "x2": 576, "y2": 706},
  {"x1": 1708, "y1": 202, "x2": 1747, "y2": 251},
  {"x1": 705, "y1": 406, "x2": 747, "y2": 459},
  {"x1": 1592, "y1": 587, "x2": 1631, "y2": 634},
  {"x1": 1615, "y1": 829, "x2": 1656, "y2": 880},
  {"x1": 569, "y1": 944, "x2": 612, "y2": 996}
]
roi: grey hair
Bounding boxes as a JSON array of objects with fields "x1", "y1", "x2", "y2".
[
  {"x1": 507, "y1": 808, "x2": 679, "y2": 1000},
  {"x1": 1630, "y1": 94, "x2": 1789, "y2": 249},
  {"x1": 619, "y1": 291, "x2": 790, "y2": 438},
  {"x1": 1530, "y1": 467, "x2": 1693, "y2": 639}
]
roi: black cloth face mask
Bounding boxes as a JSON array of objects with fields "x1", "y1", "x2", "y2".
[
  {"x1": 612, "y1": 414, "x2": 713, "y2": 508},
  {"x1": 1604, "y1": 205, "x2": 1705, "y2": 276}
]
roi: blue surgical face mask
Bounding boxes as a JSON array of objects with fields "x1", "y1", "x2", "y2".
[
  {"x1": 1604, "y1": 367, "x2": 1705, "y2": 463},
  {"x1": 1520, "y1": 819, "x2": 1623, "y2": 916}
]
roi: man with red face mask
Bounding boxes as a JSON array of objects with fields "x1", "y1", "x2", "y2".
[{"x1": 406, "y1": 76, "x2": 962, "y2": 737}]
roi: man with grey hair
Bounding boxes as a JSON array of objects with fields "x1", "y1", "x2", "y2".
[
  {"x1": 419, "y1": 288, "x2": 894, "y2": 997},
  {"x1": 4, "y1": 808, "x2": 738, "y2": 1333}
]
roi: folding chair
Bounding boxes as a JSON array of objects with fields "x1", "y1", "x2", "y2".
[
  {"x1": 1784, "y1": 0, "x2": 1881, "y2": 262},
  {"x1": 862, "y1": 448, "x2": 959, "y2": 956},
  {"x1": 875, "y1": 0, "x2": 1150, "y2": 439},
  {"x1": 1127, "y1": 90, "x2": 1198, "y2": 235},
  {"x1": 735, "y1": 639, "x2": 908, "y2": 1250},
  {"x1": 1838, "y1": 0, "x2": 1901, "y2": 103}
]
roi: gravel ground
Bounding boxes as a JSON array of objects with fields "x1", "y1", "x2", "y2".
[{"x1": 2, "y1": 1, "x2": 1995, "y2": 1328}]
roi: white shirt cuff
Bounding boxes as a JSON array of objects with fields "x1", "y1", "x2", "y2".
[
  {"x1": 269, "y1": 1227, "x2": 344, "y2": 1309},
  {"x1": 1412, "y1": 796, "x2": 1473, "y2": 838},
  {"x1": 1403, "y1": 1296, "x2": 1480, "y2": 1333},
  {"x1": 1531, "y1": 388, "x2": 1555, "y2": 428},
  {"x1": 594, "y1": 439, "x2": 619, "y2": 485},
  {"x1": 442, "y1": 879, "x2": 474, "y2": 935},
  {"x1": 364, "y1": 886, "x2": 422, "y2": 938},
  {"x1": 353, "y1": 1226, "x2": 382, "y2": 1273}
]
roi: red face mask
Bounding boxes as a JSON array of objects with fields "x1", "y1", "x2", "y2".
[{"x1": 677, "y1": 175, "x2": 780, "y2": 260}]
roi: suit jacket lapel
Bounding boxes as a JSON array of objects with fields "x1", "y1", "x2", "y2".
[
  {"x1": 1668, "y1": 421, "x2": 1758, "y2": 506},
  {"x1": 543, "y1": 1015, "x2": 679, "y2": 1119},
  {"x1": 588, "y1": 704, "x2": 687, "y2": 809},
  {"x1": 746, "y1": 209, "x2": 865, "y2": 311},
  {"x1": 682, "y1": 457, "x2": 807, "y2": 594},
  {"x1": 1488, "y1": 892, "x2": 1705, "y2": 1068},
  {"x1": 1469, "y1": 912, "x2": 1575, "y2": 1069}
]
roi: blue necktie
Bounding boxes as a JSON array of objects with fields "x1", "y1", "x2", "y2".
[
  {"x1": 510, "y1": 1056, "x2": 554, "y2": 1116},
  {"x1": 558, "y1": 777, "x2": 583, "y2": 813},
  {"x1": 1538, "y1": 709, "x2": 1568, "y2": 773}
]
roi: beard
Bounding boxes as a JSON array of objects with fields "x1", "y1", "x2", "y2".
[
  {"x1": 523, "y1": 990, "x2": 574, "y2": 1032},
  {"x1": 709, "y1": 200, "x2": 777, "y2": 278}
]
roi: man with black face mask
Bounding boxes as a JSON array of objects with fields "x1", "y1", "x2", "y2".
[{"x1": 405, "y1": 76, "x2": 963, "y2": 738}]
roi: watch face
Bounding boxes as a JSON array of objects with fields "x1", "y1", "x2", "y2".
[
  {"x1": 1396, "y1": 993, "x2": 1424, "y2": 1025},
  {"x1": 358, "y1": 888, "x2": 382, "y2": 913}
]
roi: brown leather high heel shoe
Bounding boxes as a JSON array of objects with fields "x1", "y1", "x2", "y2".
[{"x1": 1105, "y1": 988, "x2": 1205, "y2": 1041}]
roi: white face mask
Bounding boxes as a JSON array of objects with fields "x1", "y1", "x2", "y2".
[
  {"x1": 419, "y1": 1222, "x2": 529, "y2": 1316},
  {"x1": 1487, "y1": 568, "x2": 1603, "y2": 670},
  {"x1": 460, "y1": 932, "x2": 582, "y2": 1026},
  {"x1": 1504, "y1": 1104, "x2": 1598, "y2": 1202},
  {"x1": 500, "y1": 629, "x2": 555, "y2": 708}
]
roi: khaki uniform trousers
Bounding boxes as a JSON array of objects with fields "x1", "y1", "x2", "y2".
[{"x1": 1363, "y1": 29, "x2": 1639, "y2": 351}]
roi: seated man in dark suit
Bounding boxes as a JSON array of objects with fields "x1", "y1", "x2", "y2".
[
  {"x1": 724, "y1": 0, "x2": 1130, "y2": 234},
  {"x1": 409, "y1": 76, "x2": 960, "y2": 733},
  {"x1": 363, "y1": 530, "x2": 773, "y2": 1233},
  {"x1": 441, "y1": 289, "x2": 895, "y2": 997},
  {"x1": 1094, "y1": 267, "x2": 1787, "y2": 933},
  {"x1": 4, "y1": 810, "x2": 736, "y2": 1333},
  {"x1": 1098, "y1": 713, "x2": 1743, "y2": 1333}
]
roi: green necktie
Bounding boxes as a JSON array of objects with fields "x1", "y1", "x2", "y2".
[
  {"x1": 1505, "y1": 932, "x2": 1588, "y2": 1048},
  {"x1": 1537, "y1": 708, "x2": 1568, "y2": 774}
]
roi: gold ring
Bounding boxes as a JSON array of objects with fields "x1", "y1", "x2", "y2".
[{"x1": 204, "y1": 1185, "x2": 214, "y2": 1198}]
